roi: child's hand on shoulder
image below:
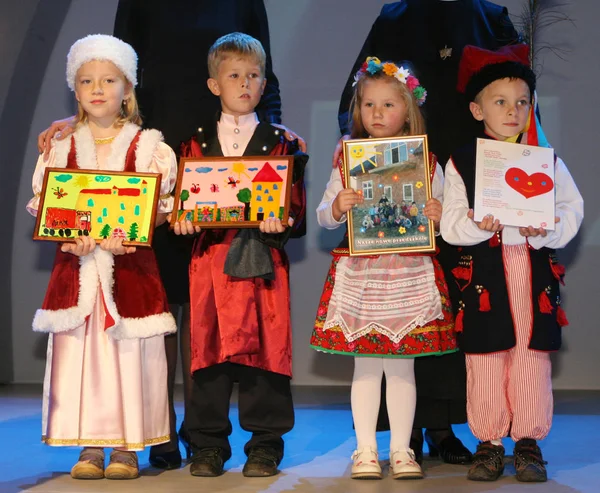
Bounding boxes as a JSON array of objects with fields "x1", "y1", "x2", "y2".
[
  {"x1": 259, "y1": 217, "x2": 292, "y2": 234},
  {"x1": 423, "y1": 198, "x2": 442, "y2": 225},
  {"x1": 332, "y1": 188, "x2": 363, "y2": 222},
  {"x1": 100, "y1": 237, "x2": 136, "y2": 255},
  {"x1": 467, "y1": 209, "x2": 504, "y2": 232},
  {"x1": 60, "y1": 236, "x2": 96, "y2": 257},
  {"x1": 519, "y1": 216, "x2": 560, "y2": 238}
]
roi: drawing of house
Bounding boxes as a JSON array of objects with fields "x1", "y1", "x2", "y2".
[
  {"x1": 250, "y1": 162, "x2": 282, "y2": 220},
  {"x1": 75, "y1": 182, "x2": 147, "y2": 230}
]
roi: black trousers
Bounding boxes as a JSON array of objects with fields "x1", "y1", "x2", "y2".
[{"x1": 186, "y1": 362, "x2": 294, "y2": 463}]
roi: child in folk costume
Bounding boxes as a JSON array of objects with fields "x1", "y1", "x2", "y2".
[
  {"x1": 173, "y1": 33, "x2": 307, "y2": 478},
  {"x1": 441, "y1": 44, "x2": 583, "y2": 482},
  {"x1": 310, "y1": 57, "x2": 457, "y2": 480},
  {"x1": 27, "y1": 35, "x2": 177, "y2": 480}
]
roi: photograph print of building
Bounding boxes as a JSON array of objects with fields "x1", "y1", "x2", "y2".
[{"x1": 343, "y1": 136, "x2": 435, "y2": 255}]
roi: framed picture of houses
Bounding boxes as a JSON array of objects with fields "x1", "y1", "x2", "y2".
[
  {"x1": 342, "y1": 135, "x2": 436, "y2": 256},
  {"x1": 33, "y1": 168, "x2": 161, "y2": 247},
  {"x1": 171, "y1": 156, "x2": 294, "y2": 228}
]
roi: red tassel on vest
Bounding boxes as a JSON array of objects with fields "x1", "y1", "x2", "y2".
[
  {"x1": 550, "y1": 262, "x2": 566, "y2": 286},
  {"x1": 478, "y1": 288, "x2": 491, "y2": 312},
  {"x1": 538, "y1": 290, "x2": 553, "y2": 314},
  {"x1": 557, "y1": 306, "x2": 569, "y2": 326}
]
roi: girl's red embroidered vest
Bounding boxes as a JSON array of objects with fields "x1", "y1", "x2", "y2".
[{"x1": 32, "y1": 132, "x2": 176, "y2": 340}]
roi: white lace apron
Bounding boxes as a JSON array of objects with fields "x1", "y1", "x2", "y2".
[{"x1": 323, "y1": 254, "x2": 443, "y2": 343}]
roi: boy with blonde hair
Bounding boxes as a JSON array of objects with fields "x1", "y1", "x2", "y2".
[{"x1": 175, "y1": 32, "x2": 307, "y2": 478}]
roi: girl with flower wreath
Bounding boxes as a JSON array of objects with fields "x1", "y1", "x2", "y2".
[{"x1": 309, "y1": 57, "x2": 457, "y2": 480}]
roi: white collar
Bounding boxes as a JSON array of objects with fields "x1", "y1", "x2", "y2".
[{"x1": 219, "y1": 112, "x2": 259, "y2": 128}]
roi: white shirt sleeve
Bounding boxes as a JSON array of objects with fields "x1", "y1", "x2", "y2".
[
  {"x1": 26, "y1": 146, "x2": 57, "y2": 217},
  {"x1": 148, "y1": 142, "x2": 177, "y2": 213},
  {"x1": 527, "y1": 157, "x2": 584, "y2": 249},
  {"x1": 440, "y1": 158, "x2": 494, "y2": 246},
  {"x1": 317, "y1": 168, "x2": 347, "y2": 230},
  {"x1": 432, "y1": 162, "x2": 444, "y2": 202}
]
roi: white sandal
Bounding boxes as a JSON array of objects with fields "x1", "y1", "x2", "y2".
[
  {"x1": 390, "y1": 449, "x2": 423, "y2": 480},
  {"x1": 351, "y1": 447, "x2": 382, "y2": 479}
]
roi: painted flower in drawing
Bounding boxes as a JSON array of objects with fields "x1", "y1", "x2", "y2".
[{"x1": 415, "y1": 181, "x2": 424, "y2": 189}]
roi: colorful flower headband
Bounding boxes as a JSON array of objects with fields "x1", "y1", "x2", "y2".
[{"x1": 353, "y1": 57, "x2": 427, "y2": 106}]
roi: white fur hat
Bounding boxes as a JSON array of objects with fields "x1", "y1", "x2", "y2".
[{"x1": 66, "y1": 34, "x2": 138, "y2": 91}]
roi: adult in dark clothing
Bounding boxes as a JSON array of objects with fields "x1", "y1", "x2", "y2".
[{"x1": 335, "y1": 0, "x2": 520, "y2": 464}]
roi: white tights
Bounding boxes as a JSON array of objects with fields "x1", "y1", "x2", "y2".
[{"x1": 351, "y1": 356, "x2": 416, "y2": 452}]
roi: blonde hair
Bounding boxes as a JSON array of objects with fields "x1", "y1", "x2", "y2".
[
  {"x1": 349, "y1": 72, "x2": 426, "y2": 139},
  {"x1": 207, "y1": 32, "x2": 266, "y2": 78},
  {"x1": 73, "y1": 68, "x2": 142, "y2": 128}
]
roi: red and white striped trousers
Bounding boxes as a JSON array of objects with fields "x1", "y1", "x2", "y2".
[{"x1": 465, "y1": 243, "x2": 553, "y2": 442}]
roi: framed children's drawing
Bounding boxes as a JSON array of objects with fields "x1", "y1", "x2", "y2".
[
  {"x1": 33, "y1": 168, "x2": 162, "y2": 247},
  {"x1": 171, "y1": 156, "x2": 294, "y2": 228},
  {"x1": 343, "y1": 135, "x2": 436, "y2": 256}
]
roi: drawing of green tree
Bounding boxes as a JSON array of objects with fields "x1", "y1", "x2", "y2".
[
  {"x1": 100, "y1": 223, "x2": 112, "y2": 239},
  {"x1": 180, "y1": 189, "x2": 190, "y2": 211},
  {"x1": 128, "y1": 222, "x2": 139, "y2": 241},
  {"x1": 237, "y1": 188, "x2": 252, "y2": 220}
]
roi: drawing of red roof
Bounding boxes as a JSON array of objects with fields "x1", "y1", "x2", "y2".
[
  {"x1": 251, "y1": 162, "x2": 283, "y2": 183},
  {"x1": 80, "y1": 186, "x2": 141, "y2": 196}
]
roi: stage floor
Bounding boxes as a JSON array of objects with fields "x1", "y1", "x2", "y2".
[{"x1": 1, "y1": 385, "x2": 599, "y2": 493}]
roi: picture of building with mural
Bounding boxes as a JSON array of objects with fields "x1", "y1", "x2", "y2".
[{"x1": 344, "y1": 136, "x2": 435, "y2": 254}]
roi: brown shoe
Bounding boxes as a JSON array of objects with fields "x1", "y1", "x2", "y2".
[
  {"x1": 467, "y1": 442, "x2": 505, "y2": 481},
  {"x1": 514, "y1": 439, "x2": 548, "y2": 482},
  {"x1": 70, "y1": 448, "x2": 105, "y2": 480},
  {"x1": 105, "y1": 450, "x2": 139, "y2": 480}
]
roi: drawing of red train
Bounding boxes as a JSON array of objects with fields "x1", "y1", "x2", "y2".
[{"x1": 43, "y1": 207, "x2": 92, "y2": 238}]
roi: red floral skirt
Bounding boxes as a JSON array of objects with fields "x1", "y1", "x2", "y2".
[{"x1": 309, "y1": 254, "x2": 457, "y2": 357}]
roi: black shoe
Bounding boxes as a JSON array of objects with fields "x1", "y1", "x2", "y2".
[
  {"x1": 189, "y1": 447, "x2": 225, "y2": 477},
  {"x1": 467, "y1": 442, "x2": 505, "y2": 481},
  {"x1": 514, "y1": 439, "x2": 547, "y2": 482},
  {"x1": 149, "y1": 448, "x2": 182, "y2": 470},
  {"x1": 243, "y1": 447, "x2": 280, "y2": 477},
  {"x1": 410, "y1": 430, "x2": 424, "y2": 466},
  {"x1": 425, "y1": 432, "x2": 473, "y2": 464}
]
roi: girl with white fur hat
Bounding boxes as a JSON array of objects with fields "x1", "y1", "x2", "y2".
[{"x1": 26, "y1": 34, "x2": 178, "y2": 480}]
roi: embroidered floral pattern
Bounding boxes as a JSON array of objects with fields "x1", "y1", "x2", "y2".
[{"x1": 309, "y1": 256, "x2": 457, "y2": 357}]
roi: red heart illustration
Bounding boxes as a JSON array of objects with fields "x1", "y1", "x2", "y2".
[{"x1": 505, "y1": 168, "x2": 554, "y2": 199}]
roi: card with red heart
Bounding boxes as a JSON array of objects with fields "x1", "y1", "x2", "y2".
[{"x1": 473, "y1": 138, "x2": 555, "y2": 230}]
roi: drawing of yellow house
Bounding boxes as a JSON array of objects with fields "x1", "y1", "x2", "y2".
[
  {"x1": 75, "y1": 182, "x2": 147, "y2": 231},
  {"x1": 250, "y1": 162, "x2": 282, "y2": 220}
]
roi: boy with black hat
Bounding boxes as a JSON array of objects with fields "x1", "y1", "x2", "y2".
[{"x1": 441, "y1": 44, "x2": 583, "y2": 482}]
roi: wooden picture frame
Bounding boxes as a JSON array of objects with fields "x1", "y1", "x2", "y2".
[
  {"x1": 343, "y1": 135, "x2": 436, "y2": 256},
  {"x1": 171, "y1": 155, "x2": 294, "y2": 228},
  {"x1": 33, "y1": 168, "x2": 161, "y2": 247}
]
